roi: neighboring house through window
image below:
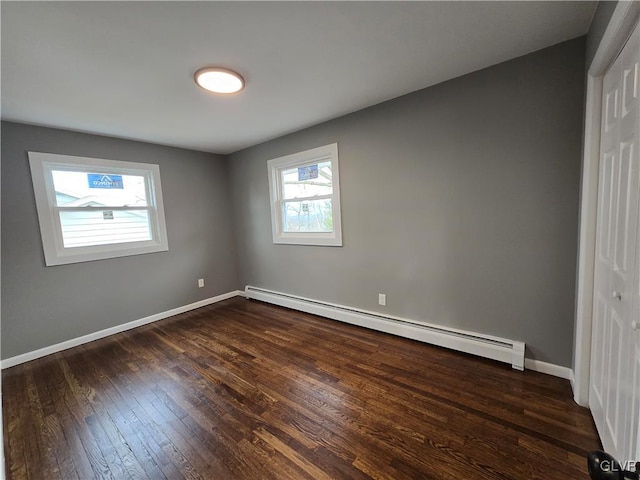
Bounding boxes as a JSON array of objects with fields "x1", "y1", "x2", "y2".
[{"x1": 29, "y1": 152, "x2": 169, "y2": 266}]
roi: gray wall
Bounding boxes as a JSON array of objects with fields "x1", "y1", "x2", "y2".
[
  {"x1": 2, "y1": 38, "x2": 587, "y2": 367},
  {"x1": 586, "y1": 1, "x2": 618, "y2": 68},
  {"x1": 1, "y1": 122, "x2": 239, "y2": 359},
  {"x1": 229, "y1": 37, "x2": 586, "y2": 367}
]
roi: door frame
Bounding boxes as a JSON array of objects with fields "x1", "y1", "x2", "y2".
[{"x1": 574, "y1": 1, "x2": 640, "y2": 407}]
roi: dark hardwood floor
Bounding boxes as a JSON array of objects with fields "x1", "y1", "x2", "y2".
[{"x1": 3, "y1": 297, "x2": 600, "y2": 479}]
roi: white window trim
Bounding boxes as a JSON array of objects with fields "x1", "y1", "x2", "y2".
[
  {"x1": 267, "y1": 143, "x2": 343, "y2": 246},
  {"x1": 28, "y1": 151, "x2": 169, "y2": 266}
]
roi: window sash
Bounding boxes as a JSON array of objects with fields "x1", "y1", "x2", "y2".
[
  {"x1": 50, "y1": 168, "x2": 154, "y2": 205},
  {"x1": 280, "y1": 161, "x2": 333, "y2": 201},
  {"x1": 281, "y1": 200, "x2": 335, "y2": 235},
  {"x1": 54, "y1": 205, "x2": 153, "y2": 212},
  {"x1": 54, "y1": 206, "x2": 156, "y2": 246},
  {"x1": 52, "y1": 170, "x2": 149, "y2": 207},
  {"x1": 278, "y1": 193, "x2": 333, "y2": 203},
  {"x1": 276, "y1": 183, "x2": 337, "y2": 235}
]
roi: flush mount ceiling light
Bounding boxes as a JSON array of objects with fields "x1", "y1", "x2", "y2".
[{"x1": 194, "y1": 67, "x2": 245, "y2": 94}]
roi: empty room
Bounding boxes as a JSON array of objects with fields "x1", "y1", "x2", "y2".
[{"x1": 1, "y1": 1, "x2": 639, "y2": 479}]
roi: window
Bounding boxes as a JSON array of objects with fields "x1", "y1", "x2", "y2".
[
  {"x1": 267, "y1": 143, "x2": 342, "y2": 246},
  {"x1": 28, "y1": 152, "x2": 169, "y2": 266}
]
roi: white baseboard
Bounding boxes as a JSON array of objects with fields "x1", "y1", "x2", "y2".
[
  {"x1": 569, "y1": 369, "x2": 589, "y2": 406},
  {"x1": 524, "y1": 358, "x2": 573, "y2": 380},
  {"x1": 245, "y1": 285, "x2": 526, "y2": 370},
  {"x1": 2, "y1": 287, "x2": 572, "y2": 383},
  {"x1": 1, "y1": 290, "x2": 244, "y2": 369}
]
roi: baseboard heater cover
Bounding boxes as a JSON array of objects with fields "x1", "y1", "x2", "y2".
[{"x1": 244, "y1": 286, "x2": 525, "y2": 370}]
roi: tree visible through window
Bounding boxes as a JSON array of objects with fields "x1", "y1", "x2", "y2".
[
  {"x1": 280, "y1": 159, "x2": 333, "y2": 233},
  {"x1": 267, "y1": 143, "x2": 342, "y2": 246}
]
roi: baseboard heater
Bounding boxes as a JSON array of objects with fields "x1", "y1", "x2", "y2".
[{"x1": 244, "y1": 286, "x2": 525, "y2": 370}]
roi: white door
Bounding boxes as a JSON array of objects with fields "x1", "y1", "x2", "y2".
[
  {"x1": 630, "y1": 195, "x2": 640, "y2": 463},
  {"x1": 590, "y1": 20, "x2": 640, "y2": 462}
]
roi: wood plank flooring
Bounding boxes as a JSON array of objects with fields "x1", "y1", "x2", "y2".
[{"x1": 3, "y1": 297, "x2": 600, "y2": 479}]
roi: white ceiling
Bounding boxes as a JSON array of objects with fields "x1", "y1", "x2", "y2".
[{"x1": 2, "y1": 1, "x2": 596, "y2": 155}]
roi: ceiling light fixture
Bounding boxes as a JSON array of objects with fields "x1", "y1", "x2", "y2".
[{"x1": 194, "y1": 67, "x2": 245, "y2": 94}]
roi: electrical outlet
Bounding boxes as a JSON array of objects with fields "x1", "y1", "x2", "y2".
[
  {"x1": 378, "y1": 293, "x2": 386, "y2": 306},
  {"x1": 198, "y1": 278, "x2": 205, "y2": 288}
]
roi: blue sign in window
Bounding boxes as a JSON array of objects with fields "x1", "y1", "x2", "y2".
[
  {"x1": 87, "y1": 174, "x2": 124, "y2": 189},
  {"x1": 298, "y1": 165, "x2": 318, "y2": 181}
]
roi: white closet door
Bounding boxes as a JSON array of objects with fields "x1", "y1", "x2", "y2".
[
  {"x1": 625, "y1": 20, "x2": 640, "y2": 463},
  {"x1": 631, "y1": 196, "x2": 640, "y2": 463},
  {"x1": 590, "y1": 20, "x2": 640, "y2": 461}
]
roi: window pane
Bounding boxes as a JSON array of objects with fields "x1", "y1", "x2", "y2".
[
  {"x1": 59, "y1": 209, "x2": 151, "y2": 247},
  {"x1": 281, "y1": 160, "x2": 332, "y2": 200},
  {"x1": 52, "y1": 170, "x2": 148, "y2": 207},
  {"x1": 283, "y1": 199, "x2": 333, "y2": 233}
]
